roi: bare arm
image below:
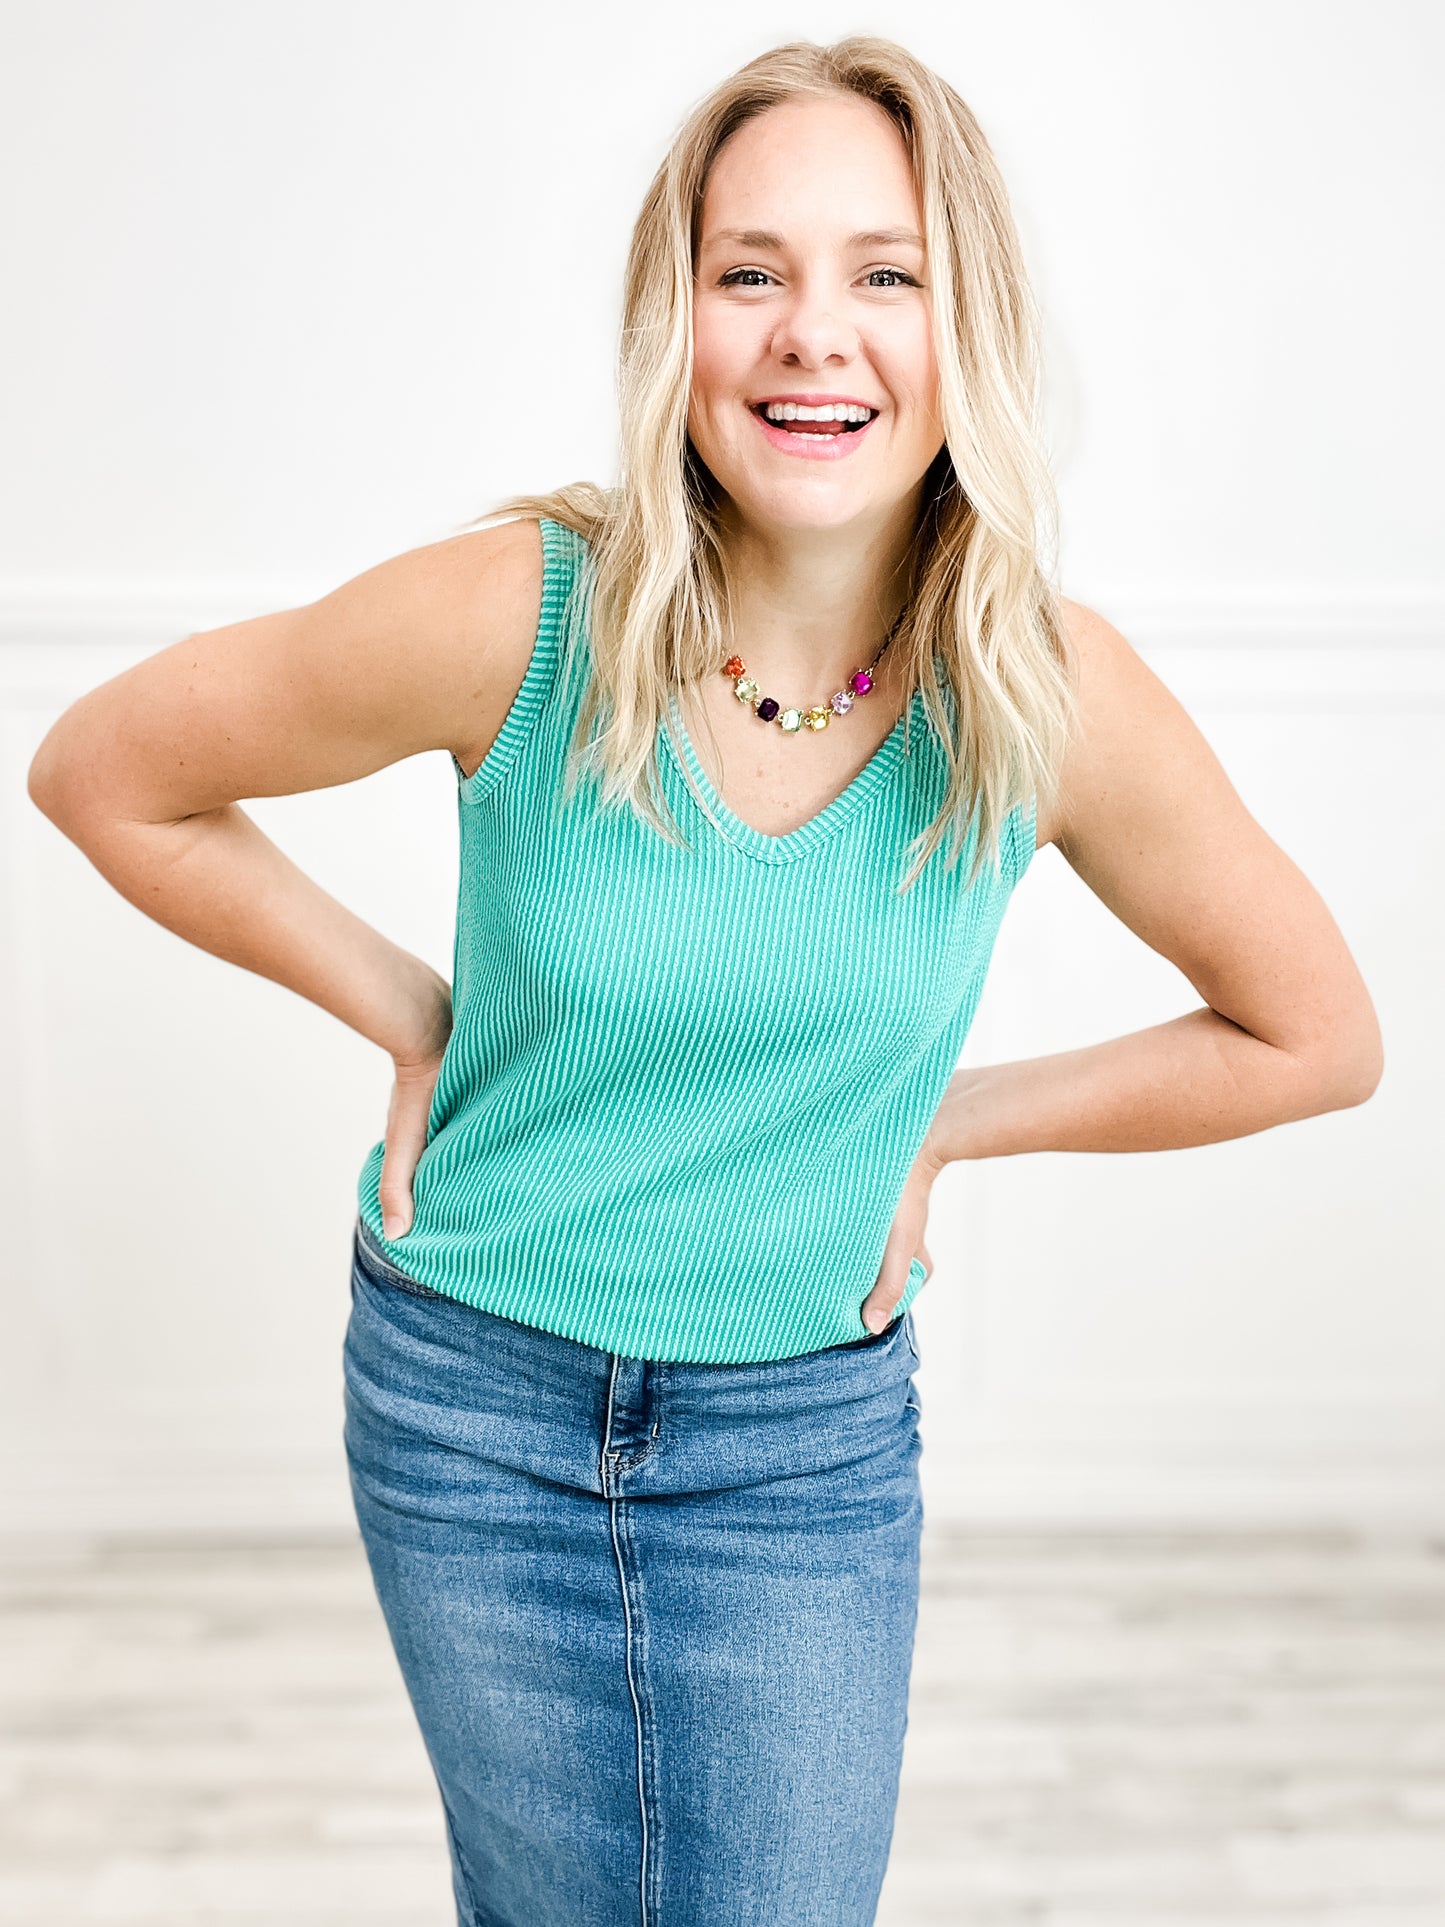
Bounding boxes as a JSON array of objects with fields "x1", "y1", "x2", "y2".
[
  {"x1": 924, "y1": 599, "x2": 1384, "y2": 1168},
  {"x1": 26, "y1": 514, "x2": 544, "y2": 1064}
]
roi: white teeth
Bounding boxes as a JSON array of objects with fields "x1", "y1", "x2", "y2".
[{"x1": 761, "y1": 401, "x2": 874, "y2": 424}]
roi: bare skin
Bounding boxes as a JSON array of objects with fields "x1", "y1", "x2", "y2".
[
  {"x1": 27, "y1": 517, "x2": 549, "y2": 1240},
  {"x1": 27, "y1": 93, "x2": 1382, "y2": 1334},
  {"x1": 869, "y1": 590, "x2": 1384, "y2": 1328},
  {"x1": 683, "y1": 93, "x2": 945, "y2": 847}
]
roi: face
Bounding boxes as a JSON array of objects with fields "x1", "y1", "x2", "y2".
[{"x1": 688, "y1": 93, "x2": 945, "y2": 539}]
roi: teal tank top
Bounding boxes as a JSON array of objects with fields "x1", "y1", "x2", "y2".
[{"x1": 357, "y1": 515, "x2": 1037, "y2": 1363}]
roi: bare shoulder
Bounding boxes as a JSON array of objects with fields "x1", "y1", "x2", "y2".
[
  {"x1": 1033, "y1": 595, "x2": 1221, "y2": 853},
  {"x1": 394, "y1": 514, "x2": 546, "y2": 779},
  {"x1": 1032, "y1": 595, "x2": 1381, "y2": 1082},
  {"x1": 1039, "y1": 591, "x2": 1260, "y2": 880},
  {"x1": 305, "y1": 511, "x2": 546, "y2": 777}
]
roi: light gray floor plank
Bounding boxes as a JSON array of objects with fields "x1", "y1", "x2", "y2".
[{"x1": 1, "y1": 1528, "x2": 1442, "y2": 1922}]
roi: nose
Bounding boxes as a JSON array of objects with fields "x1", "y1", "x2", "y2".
[{"x1": 768, "y1": 278, "x2": 858, "y2": 368}]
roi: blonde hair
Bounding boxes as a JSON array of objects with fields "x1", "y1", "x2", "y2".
[{"x1": 457, "y1": 34, "x2": 1076, "y2": 894}]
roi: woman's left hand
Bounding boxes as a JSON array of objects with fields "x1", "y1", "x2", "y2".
[{"x1": 860, "y1": 1139, "x2": 946, "y2": 1333}]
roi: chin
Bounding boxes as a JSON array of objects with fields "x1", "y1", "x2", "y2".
[{"x1": 728, "y1": 475, "x2": 881, "y2": 533}]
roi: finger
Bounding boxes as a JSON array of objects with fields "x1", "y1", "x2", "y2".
[
  {"x1": 862, "y1": 1231, "x2": 935, "y2": 1332},
  {"x1": 860, "y1": 1275, "x2": 903, "y2": 1335},
  {"x1": 862, "y1": 1201, "x2": 918, "y2": 1331},
  {"x1": 379, "y1": 1081, "x2": 433, "y2": 1238}
]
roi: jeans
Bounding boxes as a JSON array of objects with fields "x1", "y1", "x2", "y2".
[{"x1": 343, "y1": 1211, "x2": 924, "y2": 1926}]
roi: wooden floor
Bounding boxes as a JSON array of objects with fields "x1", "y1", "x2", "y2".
[{"x1": 2, "y1": 1526, "x2": 1443, "y2": 1924}]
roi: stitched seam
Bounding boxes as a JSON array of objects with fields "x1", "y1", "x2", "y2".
[
  {"x1": 455, "y1": 516, "x2": 573, "y2": 808},
  {"x1": 633, "y1": 1503, "x2": 662, "y2": 1923},
  {"x1": 372, "y1": 1267, "x2": 449, "y2": 1303},
  {"x1": 354, "y1": 1217, "x2": 421, "y2": 1286},
  {"x1": 601, "y1": 1355, "x2": 620, "y2": 1493},
  {"x1": 354, "y1": 1219, "x2": 449, "y2": 1300},
  {"x1": 612, "y1": 1431, "x2": 662, "y2": 1472},
  {"x1": 600, "y1": 1359, "x2": 662, "y2": 1474},
  {"x1": 609, "y1": 1494, "x2": 652, "y2": 1926}
]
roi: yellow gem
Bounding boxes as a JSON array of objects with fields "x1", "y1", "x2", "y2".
[
  {"x1": 803, "y1": 707, "x2": 830, "y2": 731},
  {"x1": 735, "y1": 677, "x2": 760, "y2": 704}
]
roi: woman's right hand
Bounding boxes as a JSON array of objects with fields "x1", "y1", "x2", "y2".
[{"x1": 379, "y1": 967, "x2": 453, "y2": 1240}]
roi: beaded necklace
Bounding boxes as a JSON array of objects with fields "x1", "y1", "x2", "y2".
[{"x1": 720, "y1": 614, "x2": 904, "y2": 735}]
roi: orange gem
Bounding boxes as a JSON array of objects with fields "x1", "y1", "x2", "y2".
[{"x1": 723, "y1": 654, "x2": 746, "y2": 678}]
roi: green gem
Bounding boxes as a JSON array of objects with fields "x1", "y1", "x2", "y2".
[
  {"x1": 735, "y1": 677, "x2": 760, "y2": 704},
  {"x1": 780, "y1": 708, "x2": 803, "y2": 733}
]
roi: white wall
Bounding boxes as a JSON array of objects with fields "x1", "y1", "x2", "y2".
[{"x1": 2, "y1": 0, "x2": 1441, "y2": 1532}]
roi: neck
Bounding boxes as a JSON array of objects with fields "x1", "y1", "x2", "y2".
[{"x1": 714, "y1": 497, "x2": 918, "y2": 691}]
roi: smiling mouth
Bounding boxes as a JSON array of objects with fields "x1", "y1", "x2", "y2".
[{"x1": 748, "y1": 403, "x2": 875, "y2": 437}]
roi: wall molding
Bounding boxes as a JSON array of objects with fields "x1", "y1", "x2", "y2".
[
  {"x1": 3, "y1": 589, "x2": 1443, "y2": 641},
  {"x1": 4, "y1": 597, "x2": 1442, "y2": 713},
  {"x1": 5, "y1": 587, "x2": 1440, "y2": 1536}
]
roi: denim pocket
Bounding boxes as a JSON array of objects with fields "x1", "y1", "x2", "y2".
[
  {"x1": 818, "y1": 1303, "x2": 912, "y2": 1360},
  {"x1": 352, "y1": 1216, "x2": 452, "y2": 1302}
]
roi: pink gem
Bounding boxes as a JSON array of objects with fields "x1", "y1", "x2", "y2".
[
  {"x1": 850, "y1": 670, "x2": 873, "y2": 695},
  {"x1": 829, "y1": 690, "x2": 853, "y2": 715}
]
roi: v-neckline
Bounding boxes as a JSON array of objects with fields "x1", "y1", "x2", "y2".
[{"x1": 659, "y1": 685, "x2": 926, "y2": 865}]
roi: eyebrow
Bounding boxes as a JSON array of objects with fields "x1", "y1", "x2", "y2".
[{"x1": 702, "y1": 226, "x2": 925, "y2": 252}]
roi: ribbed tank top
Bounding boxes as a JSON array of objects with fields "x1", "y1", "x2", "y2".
[{"x1": 356, "y1": 515, "x2": 1037, "y2": 1363}]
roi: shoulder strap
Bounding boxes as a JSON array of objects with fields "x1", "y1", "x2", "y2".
[{"x1": 454, "y1": 514, "x2": 591, "y2": 805}]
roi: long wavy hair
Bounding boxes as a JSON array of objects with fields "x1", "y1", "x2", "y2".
[{"x1": 456, "y1": 34, "x2": 1076, "y2": 895}]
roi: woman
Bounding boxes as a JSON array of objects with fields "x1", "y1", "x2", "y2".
[{"x1": 28, "y1": 34, "x2": 1382, "y2": 1927}]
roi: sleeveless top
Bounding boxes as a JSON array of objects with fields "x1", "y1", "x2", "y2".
[{"x1": 356, "y1": 515, "x2": 1038, "y2": 1363}]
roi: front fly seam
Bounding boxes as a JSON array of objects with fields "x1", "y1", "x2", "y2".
[
  {"x1": 601, "y1": 1357, "x2": 665, "y2": 1479},
  {"x1": 601, "y1": 1353, "x2": 622, "y2": 1493},
  {"x1": 608, "y1": 1495, "x2": 652, "y2": 1926}
]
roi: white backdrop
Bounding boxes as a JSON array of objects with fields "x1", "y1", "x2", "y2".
[{"x1": 2, "y1": 0, "x2": 1440, "y2": 1533}]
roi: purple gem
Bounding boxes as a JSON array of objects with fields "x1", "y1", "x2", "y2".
[
  {"x1": 756, "y1": 696, "x2": 779, "y2": 721},
  {"x1": 850, "y1": 670, "x2": 873, "y2": 695}
]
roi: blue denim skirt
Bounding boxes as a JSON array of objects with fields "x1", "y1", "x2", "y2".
[{"x1": 343, "y1": 1211, "x2": 924, "y2": 1927}]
